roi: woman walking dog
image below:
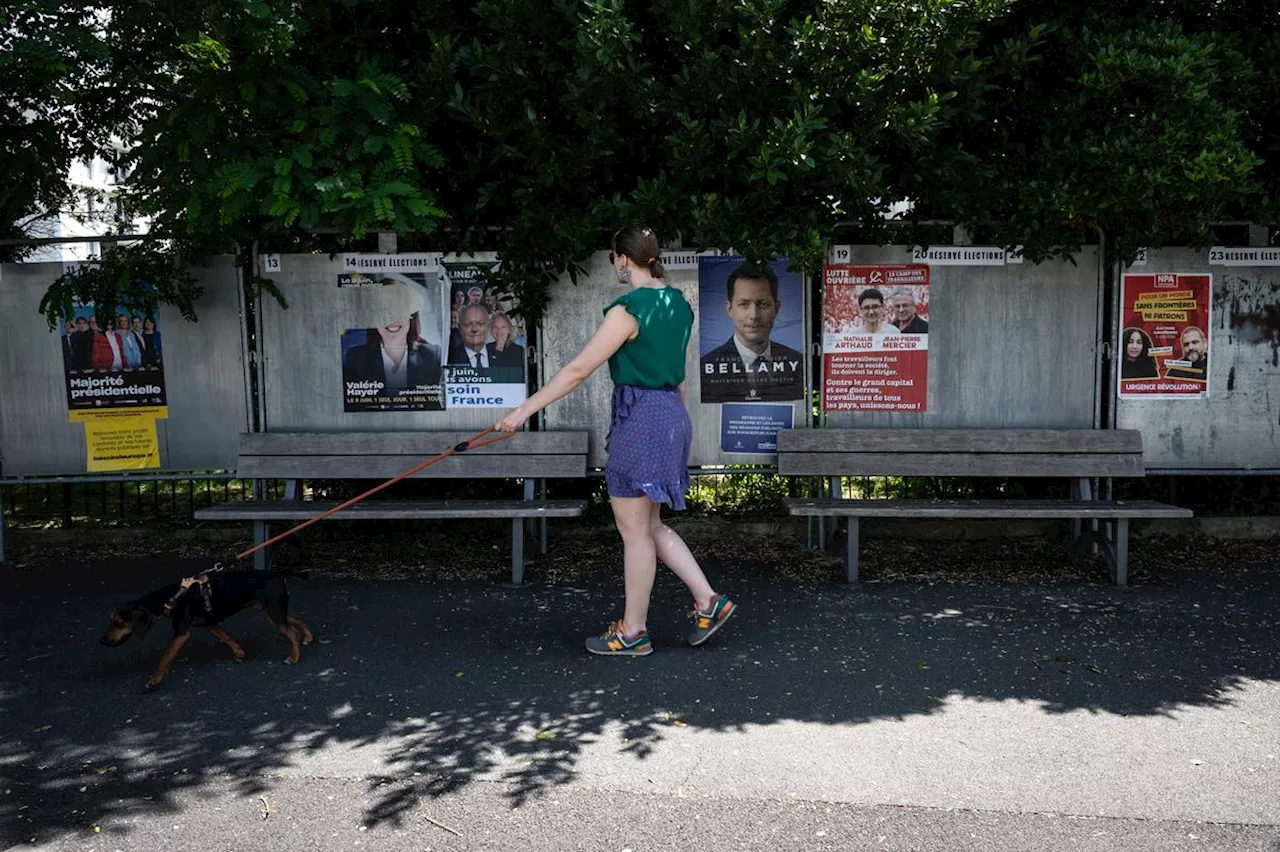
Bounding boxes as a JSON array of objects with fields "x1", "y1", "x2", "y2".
[{"x1": 496, "y1": 225, "x2": 737, "y2": 656}]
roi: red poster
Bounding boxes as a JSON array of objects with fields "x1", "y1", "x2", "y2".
[
  {"x1": 821, "y1": 264, "x2": 930, "y2": 412},
  {"x1": 1118, "y1": 273, "x2": 1211, "y2": 399}
]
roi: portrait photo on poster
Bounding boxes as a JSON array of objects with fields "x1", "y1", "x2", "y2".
[
  {"x1": 59, "y1": 295, "x2": 168, "y2": 415},
  {"x1": 1117, "y1": 273, "x2": 1211, "y2": 400},
  {"x1": 338, "y1": 269, "x2": 448, "y2": 411},
  {"x1": 698, "y1": 255, "x2": 806, "y2": 403},
  {"x1": 820, "y1": 264, "x2": 930, "y2": 413},
  {"x1": 442, "y1": 260, "x2": 528, "y2": 409}
]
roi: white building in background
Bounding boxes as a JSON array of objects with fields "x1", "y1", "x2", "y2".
[{"x1": 21, "y1": 150, "x2": 149, "y2": 264}]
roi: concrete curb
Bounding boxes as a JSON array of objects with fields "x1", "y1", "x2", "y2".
[{"x1": 4, "y1": 514, "x2": 1278, "y2": 552}]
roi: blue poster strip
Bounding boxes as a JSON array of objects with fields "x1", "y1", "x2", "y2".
[{"x1": 720, "y1": 402, "x2": 795, "y2": 455}]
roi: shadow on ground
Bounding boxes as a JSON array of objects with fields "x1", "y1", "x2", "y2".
[{"x1": 1, "y1": 529, "x2": 1277, "y2": 846}]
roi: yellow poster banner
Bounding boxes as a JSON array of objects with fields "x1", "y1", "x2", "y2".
[
  {"x1": 83, "y1": 414, "x2": 161, "y2": 472},
  {"x1": 69, "y1": 405, "x2": 168, "y2": 423}
]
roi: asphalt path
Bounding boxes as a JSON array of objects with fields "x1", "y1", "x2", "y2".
[{"x1": 2, "y1": 552, "x2": 1278, "y2": 851}]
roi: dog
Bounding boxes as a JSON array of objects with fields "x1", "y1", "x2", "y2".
[{"x1": 100, "y1": 568, "x2": 313, "y2": 691}]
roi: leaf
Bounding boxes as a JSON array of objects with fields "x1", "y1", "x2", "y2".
[{"x1": 534, "y1": 729, "x2": 557, "y2": 741}]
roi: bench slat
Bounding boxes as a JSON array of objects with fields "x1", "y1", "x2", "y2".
[
  {"x1": 194, "y1": 499, "x2": 588, "y2": 521},
  {"x1": 778, "y1": 453, "x2": 1142, "y2": 478},
  {"x1": 241, "y1": 431, "x2": 587, "y2": 457},
  {"x1": 777, "y1": 429, "x2": 1143, "y2": 454},
  {"x1": 785, "y1": 498, "x2": 1191, "y2": 519},
  {"x1": 238, "y1": 454, "x2": 586, "y2": 480}
]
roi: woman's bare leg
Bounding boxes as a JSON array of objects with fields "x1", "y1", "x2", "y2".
[
  {"x1": 649, "y1": 501, "x2": 715, "y2": 610},
  {"x1": 610, "y1": 495, "x2": 659, "y2": 635}
]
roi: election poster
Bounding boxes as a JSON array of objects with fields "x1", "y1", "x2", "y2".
[
  {"x1": 821, "y1": 264, "x2": 930, "y2": 412},
  {"x1": 59, "y1": 297, "x2": 168, "y2": 417},
  {"x1": 1118, "y1": 273, "x2": 1211, "y2": 399},
  {"x1": 338, "y1": 254, "x2": 448, "y2": 412},
  {"x1": 442, "y1": 260, "x2": 527, "y2": 409},
  {"x1": 698, "y1": 256, "x2": 805, "y2": 403},
  {"x1": 83, "y1": 411, "x2": 162, "y2": 472},
  {"x1": 720, "y1": 402, "x2": 795, "y2": 455}
]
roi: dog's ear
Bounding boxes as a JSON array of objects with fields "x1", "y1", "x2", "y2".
[{"x1": 131, "y1": 607, "x2": 155, "y2": 639}]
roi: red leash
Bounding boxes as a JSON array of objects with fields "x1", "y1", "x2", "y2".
[{"x1": 229, "y1": 426, "x2": 514, "y2": 564}]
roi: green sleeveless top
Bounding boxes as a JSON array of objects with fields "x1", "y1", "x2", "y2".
[{"x1": 603, "y1": 285, "x2": 694, "y2": 388}]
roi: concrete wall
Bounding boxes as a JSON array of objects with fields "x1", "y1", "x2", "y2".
[
  {"x1": 0, "y1": 256, "x2": 249, "y2": 475},
  {"x1": 257, "y1": 252, "x2": 503, "y2": 433},
  {"x1": 1114, "y1": 249, "x2": 1280, "y2": 471},
  {"x1": 824, "y1": 245, "x2": 1103, "y2": 429},
  {"x1": 539, "y1": 251, "x2": 812, "y2": 468},
  {"x1": 5, "y1": 243, "x2": 1275, "y2": 478}
]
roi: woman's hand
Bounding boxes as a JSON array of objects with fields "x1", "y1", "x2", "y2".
[{"x1": 496, "y1": 404, "x2": 532, "y2": 433}]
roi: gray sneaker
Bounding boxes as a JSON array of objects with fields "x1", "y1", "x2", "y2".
[
  {"x1": 687, "y1": 594, "x2": 737, "y2": 646},
  {"x1": 585, "y1": 619, "x2": 653, "y2": 656}
]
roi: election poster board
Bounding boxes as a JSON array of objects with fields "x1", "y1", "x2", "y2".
[
  {"x1": 59, "y1": 297, "x2": 168, "y2": 416},
  {"x1": 697, "y1": 256, "x2": 805, "y2": 403},
  {"x1": 441, "y1": 260, "x2": 527, "y2": 409},
  {"x1": 338, "y1": 255, "x2": 448, "y2": 412},
  {"x1": 1118, "y1": 273, "x2": 1211, "y2": 400},
  {"x1": 58, "y1": 294, "x2": 168, "y2": 471},
  {"x1": 821, "y1": 264, "x2": 930, "y2": 412}
]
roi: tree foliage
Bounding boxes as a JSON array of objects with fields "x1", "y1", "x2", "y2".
[
  {"x1": 0, "y1": 2, "x2": 109, "y2": 259},
  {"x1": 3, "y1": 0, "x2": 1277, "y2": 321}
]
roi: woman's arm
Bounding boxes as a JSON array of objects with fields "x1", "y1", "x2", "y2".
[{"x1": 496, "y1": 304, "x2": 637, "y2": 432}]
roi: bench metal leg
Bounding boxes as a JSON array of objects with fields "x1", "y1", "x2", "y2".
[
  {"x1": 253, "y1": 520, "x2": 269, "y2": 571},
  {"x1": 511, "y1": 517, "x2": 525, "y2": 586},
  {"x1": 520, "y1": 479, "x2": 545, "y2": 553},
  {"x1": 1112, "y1": 519, "x2": 1129, "y2": 586},
  {"x1": 539, "y1": 478, "x2": 548, "y2": 555},
  {"x1": 825, "y1": 476, "x2": 842, "y2": 551},
  {"x1": 844, "y1": 517, "x2": 860, "y2": 585},
  {"x1": 508, "y1": 478, "x2": 535, "y2": 585},
  {"x1": 1068, "y1": 478, "x2": 1083, "y2": 555}
]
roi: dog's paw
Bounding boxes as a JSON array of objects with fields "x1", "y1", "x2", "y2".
[
  {"x1": 285, "y1": 654, "x2": 300, "y2": 665},
  {"x1": 232, "y1": 649, "x2": 246, "y2": 663},
  {"x1": 144, "y1": 677, "x2": 162, "y2": 691}
]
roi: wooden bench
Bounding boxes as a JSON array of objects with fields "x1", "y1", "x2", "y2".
[
  {"x1": 777, "y1": 428, "x2": 1192, "y2": 586},
  {"x1": 193, "y1": 431, "x2": 590, "y2": 584}
]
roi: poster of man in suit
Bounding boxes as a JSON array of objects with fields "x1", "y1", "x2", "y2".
[
  {"x1": 698, "y1": 256, "x2": 806, "y2": 403},
  {"x1": 441, "y1": 260, "x2": 527, "y2": 409}
]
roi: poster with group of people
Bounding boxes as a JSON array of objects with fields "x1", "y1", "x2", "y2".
[
  {"x1": 59, "y1": 300, "x2": 167, "y2": 412},
  {"x1": 57, "y1": 296, "x2": 167, "y2": 471},
  {"x1": 338, "y1": 255, "x2": 527, "y2": 412},
  {"x1": 820, "y1": 264, "x2": 931, "y2": 412},
  {"x1": 1118, "y1": 273, "x2": 1211, "y2": 399}
]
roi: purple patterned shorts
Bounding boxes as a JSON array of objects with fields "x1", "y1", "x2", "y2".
[{"x1": 604, "y1": 384, "x2": 692, "y2": 509}]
